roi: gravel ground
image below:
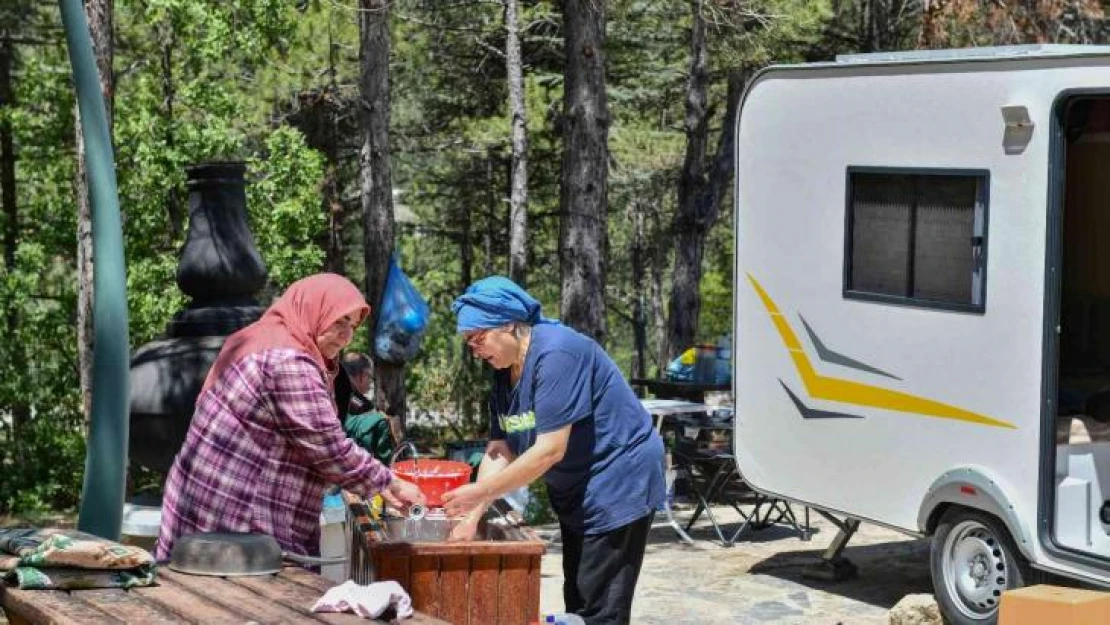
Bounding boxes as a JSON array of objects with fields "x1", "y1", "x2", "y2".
[{"x1": 537, "y1": 501, "x2": 934, "y2": 625}]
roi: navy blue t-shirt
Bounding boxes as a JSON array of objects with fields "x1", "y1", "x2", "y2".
[{"x1": 489, "y1": 324, "x2": 665, "y2": 534}]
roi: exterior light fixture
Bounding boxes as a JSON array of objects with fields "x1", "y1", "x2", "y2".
[{"x1": 1001, "y1": 104, "x2": 1034, "y2": 154}]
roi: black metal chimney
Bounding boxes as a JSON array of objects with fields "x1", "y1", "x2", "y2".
[{"x1": 129, "y1": 163, "x2": 268, "y2": 473}]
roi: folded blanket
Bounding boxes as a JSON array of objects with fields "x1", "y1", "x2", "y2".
[{"x1": 0, "y1": 528, "x2": 156, "y2": 590}]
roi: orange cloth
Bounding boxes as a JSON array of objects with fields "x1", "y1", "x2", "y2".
[{"x1": 202, "y1": 273, "x2": 370, "y2": 392}]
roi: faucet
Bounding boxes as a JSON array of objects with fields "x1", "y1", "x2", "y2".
[
  {"x1": 388, "y1": 440, "x2": 426, "y2": 520},
  {"x1": 390, "y1": 439, "x2": 419, "y2": 467}
]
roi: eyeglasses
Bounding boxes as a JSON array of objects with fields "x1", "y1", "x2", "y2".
[{"x1": 463, "y1": 329, "x2": 491, "y2": 348}]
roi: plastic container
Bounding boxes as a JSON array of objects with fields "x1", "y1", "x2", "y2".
[
  {"x1": 392, "y1": 459, "x2": 473, "y2": 507},
  {"x1": 543, "y1": 613, "x2": 586, "y2": 625},
  {"x1": 121, "y1": 502, "x2": 162, "y2": 551},
  {"x1": 319, "y1": 491, "x2": 348, "y2": 582}
]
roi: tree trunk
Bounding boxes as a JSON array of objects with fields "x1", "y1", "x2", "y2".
[
  {"x1": 359, "y1": 0, "x2": 405, "y2": 431},
  {"x1": 76, "y1": 0, "x2": 114, "y2": 433},
  {"x1": 665, "y1": 0, "x2": 710, "y2": 361},
  {"x1": 324, "y1": 24, "x2": 345, "y2": 275},
  {"x1": 558, "y1": 0, "x2": 609, "y2": 343},
  {"x1": 0, "y1": 37, "x2": 29, "y2": 462},
  {"x1": 161, "y1": 20, "x2": 181, "y2": 241},
  {"x1": 0, "y1": 39, "x2": 14, "y2": 456},
  {"x1": 650, "y1": 211, "x2": 667, "y2": 376},
  {"x1": 665, "y1": 2, "x2": 743, "y2": 360},
  {"x1": 485, "y1": 153, "x2": 494, "y2": 275},
  {"x1": 460, "y1": 203, "x2": 473, "y2": 291},
  {"x1": 630, "y1": 199, "x2": 646, "y2": 379},
  {"x1": 323, "y1": 161, "x2": 345, "y2": 274},
  {"x1": 0, "y1": 41, "x2": 15, "y2": 278},
  {"x1": 505, "y1": 0, "x2": 529, "y2": 287}
]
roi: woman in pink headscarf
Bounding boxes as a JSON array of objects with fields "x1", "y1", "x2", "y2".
[{"x1": 155, "y1": 273, "x2": 424, "y2": 562}]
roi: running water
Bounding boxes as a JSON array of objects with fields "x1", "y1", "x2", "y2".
[{"x1": 391, "y1": 440, "x2": 420, "y2": 475}]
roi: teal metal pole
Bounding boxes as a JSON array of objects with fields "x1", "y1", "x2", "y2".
[{"x1": 59, "y1": 0, "x2": 130, "y2": 540}]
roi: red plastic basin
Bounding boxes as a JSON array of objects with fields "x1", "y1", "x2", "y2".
[{"x1": 392, "y1": 459, "x2": 473, "y2": 508}]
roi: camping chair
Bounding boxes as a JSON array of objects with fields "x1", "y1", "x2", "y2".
[{"x1": 673, "y1": 437, "x2": 811, "y2": 547}]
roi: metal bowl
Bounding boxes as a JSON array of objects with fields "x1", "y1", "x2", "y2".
[
  {"x1": 168, "y1": 532, "x2": 285, "y2": 577},
  {"x1": 168, "y1": 531, "x2": 347, "y2": 577}
]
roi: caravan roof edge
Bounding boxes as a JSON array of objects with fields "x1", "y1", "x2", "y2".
[{"x1": 767, "y1": 44, "x2": 1110, "y2": 73}]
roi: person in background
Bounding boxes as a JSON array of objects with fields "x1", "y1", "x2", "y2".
[
  {"x1": 441, "y1": 276, "x2": 665, "y2": 625},
  {"x1": 155, "y1": 273, "x2": 425, "y2": 563},
  {"x1": 339, "y1": 351, "x2": 397, "y2": 465},
  {"x1": 341, "y1": 351, "x2": 376, "y2": 409}
]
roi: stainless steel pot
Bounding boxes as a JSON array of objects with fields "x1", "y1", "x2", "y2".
[{"x1": 168, "y1": 532, "x2": 346, "y2": 577}]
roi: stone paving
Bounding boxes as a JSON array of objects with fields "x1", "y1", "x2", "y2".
[{"x1": 537, "y1": 503, "x2": 934, "y2": 624}]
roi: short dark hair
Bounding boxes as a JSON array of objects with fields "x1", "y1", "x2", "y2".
[{"x1": 342, "y1": 352, "x2": 373, "y2": 377}]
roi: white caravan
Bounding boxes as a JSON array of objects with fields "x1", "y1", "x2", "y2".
[{"x1": 733, "y1": 45, "x2": 1110, "y2": 625}]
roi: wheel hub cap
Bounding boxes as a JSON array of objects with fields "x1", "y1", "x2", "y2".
[{"x1": 944, "y1": 521, "x2": 1009, "y2": 619}]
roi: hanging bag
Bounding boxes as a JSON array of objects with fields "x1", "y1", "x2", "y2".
[{"x1": 373, "y1": 256, "x2": 430, "y2": 364}]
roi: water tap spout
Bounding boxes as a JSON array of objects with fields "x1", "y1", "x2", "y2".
[
  {"x1": 388, "y1": 440, "x2": 425, "y2": 520},
  {"x1": 390, "y1": 439, "x2": 419, "y2": 467}
]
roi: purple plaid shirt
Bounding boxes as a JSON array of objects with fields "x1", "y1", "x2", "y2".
[{"x1": 154, "y1": 348, "x2": 392, "y2": 561}]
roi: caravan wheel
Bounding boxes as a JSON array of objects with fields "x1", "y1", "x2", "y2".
[{"x1": 931, "y1": 508, "x2": 1032, "y2": 625}]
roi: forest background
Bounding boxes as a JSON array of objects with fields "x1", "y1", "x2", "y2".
[{"x1": 0, "y1": 0, "x2": 1104, "y2": 517}]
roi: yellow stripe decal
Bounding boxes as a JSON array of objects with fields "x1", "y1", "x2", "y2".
[{"x1": 747, "y1": 274, "x2": 1016, "y2": 430}]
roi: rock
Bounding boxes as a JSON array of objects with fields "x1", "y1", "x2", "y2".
[{"x1": 888, "y1": 594, "x2": 943, "y2": 625}]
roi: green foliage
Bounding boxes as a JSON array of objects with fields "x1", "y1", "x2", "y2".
[
  {"x1": 246, "y1": 126, "x2": 328, "y2": 289},
  {"x1": 0, "y1": 0, "x2": 317, "y2": 513},
  {"x1": 524, "y1": 479, "x2": 557, "y2": 527},
  {"x1": 0, "y1": 417, "x2": 87, "y2": 514}
]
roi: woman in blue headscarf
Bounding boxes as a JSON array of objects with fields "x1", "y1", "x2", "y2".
[{"x1": 442, "y1": 276, "x2": 665, "y2": 625}]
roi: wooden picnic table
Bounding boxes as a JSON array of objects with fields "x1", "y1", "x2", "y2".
[{"x1": 1, "y1": 565, "x2": 449, "y2": 624}]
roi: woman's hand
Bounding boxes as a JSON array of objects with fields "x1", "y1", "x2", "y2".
[
  {"x1": 381, "y1": 477, "x2": 426, "y2": 513},
  {"x1": 441, "y1": 482, "x2": 492, "y2": 517},
  {"x1": 447, "y1": 515, "x2": 481, "y2": 542}
]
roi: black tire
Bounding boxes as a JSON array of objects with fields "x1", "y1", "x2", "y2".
[{"x1": 930, "y1": 507, "x2": 1035, "y2": 625}]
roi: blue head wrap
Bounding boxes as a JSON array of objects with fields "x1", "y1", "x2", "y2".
[{"x1": 451, "y1": 276, "x2": 558, "y2": 332}]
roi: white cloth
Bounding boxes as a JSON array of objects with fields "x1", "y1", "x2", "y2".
[{"x1": 311, "y1": 580, "x2": 414, "y2": 620}]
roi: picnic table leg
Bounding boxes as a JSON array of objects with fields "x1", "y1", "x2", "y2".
[{"x1": 660, "y1": 450, "x2": 694, "y2": 545}]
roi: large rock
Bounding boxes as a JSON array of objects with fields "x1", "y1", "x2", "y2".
[{"x1": 889, "y1": 594, "x2": 943, "y2": 625}]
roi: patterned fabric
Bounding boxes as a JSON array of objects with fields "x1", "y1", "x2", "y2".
[
  {"x1": 0, "y1": 528, "x2": 156, "y2": 590},
  {"x1": 155, "y1": 348, "x2": 393, "y2": 562}
]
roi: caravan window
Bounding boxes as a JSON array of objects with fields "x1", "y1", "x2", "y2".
[{"x1": 844, "y1": 168, "x2": 988, "y2": 313}]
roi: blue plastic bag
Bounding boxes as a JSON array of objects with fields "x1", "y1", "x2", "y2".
[{"x1": 373, "y1": 256, "x2": 430, "y2": 363}]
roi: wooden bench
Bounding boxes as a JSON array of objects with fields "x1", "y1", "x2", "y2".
[{"x1": 1, "y1": 565, "x2": 449, "y2": 624}]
